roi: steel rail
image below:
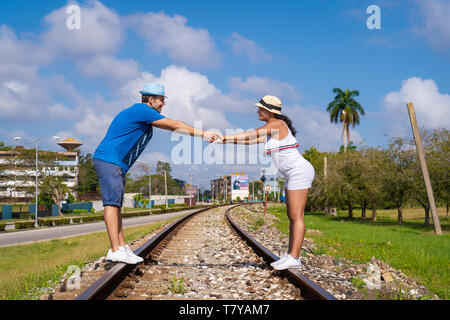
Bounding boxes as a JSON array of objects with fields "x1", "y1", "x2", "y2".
[
  {"x1": 225, "y1": 205, "x2": 337, "y2": 300},
  {"x1": 75, "y1": 206, "x2": 216, "y2": 300},
  {"x1": 76, "y1": 204, "x2": 336, "y2": 300}
]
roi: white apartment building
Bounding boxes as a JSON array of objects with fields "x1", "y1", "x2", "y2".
[{"x1": 0, "y1": 138, "x2": 81, "y2": 202}]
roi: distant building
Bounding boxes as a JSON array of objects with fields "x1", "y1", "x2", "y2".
[
  {"x1": 184, "y1": 184, "x2": 198, "y2": 206},
  {"x1": 0, "y1": 138, "x2": 82, "y2": 202},
  {"x1": 210, "y1": 172, "x2": 249, "y2": 201}
]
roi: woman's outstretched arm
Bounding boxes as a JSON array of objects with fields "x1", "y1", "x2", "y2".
[{"x1": 221, "y1": 123, "x2": 277, "y2": 145}]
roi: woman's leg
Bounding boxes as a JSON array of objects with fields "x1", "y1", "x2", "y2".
[{"x1": 286, "y1": 188, "x2": 310, "y2": 258}]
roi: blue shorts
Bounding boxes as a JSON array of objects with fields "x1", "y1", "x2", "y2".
[{"x1": 93, "y1": 158, "x2": 126, "y2": 208}]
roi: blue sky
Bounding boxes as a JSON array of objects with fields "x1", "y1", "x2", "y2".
[{"x1": 1, "y1": 0, "x2": 449, "y2": 187}]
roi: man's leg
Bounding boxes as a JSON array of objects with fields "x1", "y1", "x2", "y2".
[
  {"x1": 117, "y1": 209, "x2": 126, "y2": 248},
  {"x1": 104, "y1": 205, "x2": 125, "y2": 252}
]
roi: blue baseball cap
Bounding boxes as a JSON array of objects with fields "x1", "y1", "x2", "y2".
[{"x1": 139, "y1": 83, "x2": 167, "y2": 98}]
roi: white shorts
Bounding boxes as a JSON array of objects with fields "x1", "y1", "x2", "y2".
[{"x1": 283, "y1": 160, "x2": 315, "y2": 190}]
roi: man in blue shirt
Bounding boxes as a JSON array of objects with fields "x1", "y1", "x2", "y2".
[{"x1": 93, "y1": 83, "x2": 220, "y2": 264}]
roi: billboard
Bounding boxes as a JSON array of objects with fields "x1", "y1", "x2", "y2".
[{"x1": 232, "y1": 175, "x2": 249, "y2": 190}]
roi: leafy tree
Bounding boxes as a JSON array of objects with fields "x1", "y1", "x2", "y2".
[
  {"x1": 156, "y1": 161, "x2": 172, "y2": 177},
  {"x1": 339, "y1": 141, "x2": 357, "y2": 153},
  {"x1": 39, "y1": 173, "x2": 69, "y2": 216},
  {"x1": 385, "y1": 137, "x2": 416, "y2": 223},
  {"x1": 410, "y1": 128, "x2": 449, "y2": 225},
  {"x1": 133, "y1": 193, "x2": 145, "y2": 208},
  {"x1": 77, "y1": 153, "x2": 99, "y2": 197},
  {"x1": 202, "y1": 189, "x2": 212, "y2": 200},
  {"x1": 327, "y1": 88, "x2": 365, "y2": 152},
  {"x1": 38, "y1": 192, "x2": 55, "y2": 206},
  {"x1": 0, "y1": 141, "x2": 12, "y2": 151},
  {"x1": 359, "y1": 147, "x2": 390, "y2": 221},
  {"x1": 334, "y1": 150, "x2": 365, "y2": 218}
]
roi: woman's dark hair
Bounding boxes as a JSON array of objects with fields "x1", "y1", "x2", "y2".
[{"x1": 275, "y1": 114, "x2": 297, "y2": 137}]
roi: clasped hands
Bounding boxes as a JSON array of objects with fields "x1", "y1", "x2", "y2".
[{"x1": 202, "y1": 131, "x2": 225, "y2": 143}]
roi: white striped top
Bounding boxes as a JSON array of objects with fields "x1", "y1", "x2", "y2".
[{"x1": 264, "y1": 124, "x2": 299, "y2": 156}]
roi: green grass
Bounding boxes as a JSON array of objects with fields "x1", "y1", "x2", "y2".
[
  {"x1": 267, "y1": 204, "x2": 450, "y2": 299},
  {"x1": 0, "y1": 214, "x2": 186, "y2": 300}
]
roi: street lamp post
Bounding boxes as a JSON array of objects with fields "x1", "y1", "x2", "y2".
[
  {"x1": 189, "y1": 174, "x2": 193, "y2": 206},
  {"x1": 164, "y1": 170, "x2": 168, "y2": 209},
  {"x1": 253, "y1": 180, "x2": 255, "y2": 203},
  {"x1": 137, "y1": 160, "x2": 152, "y2": 212},
  {"x1": 13, "y1": 136, "x2": 59, "y2": 227},
  {"x1": 13, "y1": 137, "x2": 38, "y2": 227},
  {"x1": 149, "y1": 165, "x2": 152, "y2": 211}
]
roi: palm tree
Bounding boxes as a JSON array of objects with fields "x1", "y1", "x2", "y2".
[
  {"x1": 327, "y1": 88, "x2": 365, "y2": 152},
  {"x1": 339, "y1": 141, "x2": 357, "y2": 153}
]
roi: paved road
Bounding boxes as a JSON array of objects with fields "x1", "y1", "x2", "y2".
[{"x1": 0, "y1": 210, "x2": 197, "y2": 248}]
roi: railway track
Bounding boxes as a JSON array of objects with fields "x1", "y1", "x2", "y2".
[{"x1": 48, "y1": 204, "x2": 335, "y2": 300}]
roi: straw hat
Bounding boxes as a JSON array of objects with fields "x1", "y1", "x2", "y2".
[{"x1": 254, "y1": 95, "x2": 282, "y2": 115}]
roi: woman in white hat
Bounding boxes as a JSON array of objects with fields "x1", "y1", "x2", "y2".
[{"x1": 218, "y1": 95, "x2": 315, "y2": 270}]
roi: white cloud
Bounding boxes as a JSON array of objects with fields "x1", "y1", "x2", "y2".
[
  {"x1": 125, "y1": 11, "x2": 220, "y2": 68},
  {"x1": 77, "y1": 55, "x2": 140, "y2": 83},
  {"x1": 0, "y1": 25, "x2": 51, "y2": 79},
  {"x1": 118, "y1": 65, "x2": 233, "y2": 130},
  {"x1": 414, "y1": 0, "x2": 450, "y2": 51},
  {"x1": 0, "y1": 79, "x2": 49, "y2": 120},
  {"x1": 41, "y1": 0, "x2": 123, "y2": 57},
  {"x1": 74, "y1": 108, "x2": 113, "y2": 138},
  {"x1": 228, "y1": 76, "x2": 300, "y2": 102},
  {"x1": 227, "y1": 32, "x2": 272, "y2": 63},
  {"x1": 383, "y1": 77, "x2": 450, "y2": 136},
  {"x1": 48, "y1": 103, "x2": 76, "y2": 120}
]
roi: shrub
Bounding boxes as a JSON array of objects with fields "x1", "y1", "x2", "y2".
[
  {"x1": 151, "y1": 209, "x2": 164, "y2": 215},
  {"x1": 38, "y1": 218, "x2": 53, "y2": 227},
  {"x1": 53, "y1": 218, "x2": 71, "y2": 226},
  {"x1": 168, "y1": 203, "x2": 187, "y2": 207},
  {"x1": 0, "y1": 223, "x2": 6, "y2": 231},
  {"x1": 19, "y1": 213, "x2": 35, "y2": 220},
  {"x1": 122, "y1": 211, "x2": 149, "y2": 218},
  {"x1": 81, "y1": 215, "x2": 103, "y2": 222},
  {"x1": 81, "y1": 216, "x2": 94, "y2": 223},
  {"x1": 71, "y1": 217, "x2": 81, "y2": 223},
  {"x1": 15, "y1": 221, "x2": 35, "y2": 229},
  {"x1": 73, "y1": 209, "x2": 89, "y2": 214}
]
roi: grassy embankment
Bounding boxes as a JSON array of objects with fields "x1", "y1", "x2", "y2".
[
  {"x1": 0, "y1": 214, "x2": 186, "y2": 300},
  {"x1": 266, "y1": 204, "x2": 449, "y2": 299}
]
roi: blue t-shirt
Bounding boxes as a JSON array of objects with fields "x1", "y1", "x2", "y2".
[{"x1": 93, "y1": 103, "x2": 165, "y2": 173}]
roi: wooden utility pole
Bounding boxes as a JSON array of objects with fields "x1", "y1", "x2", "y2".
[
  {"x1": 407, "y1": 102, "x2": 442, "y2": 235},
  {"x1": 324, "y1": 156, "x2": 328, "y2": 215},
  {"x1": 324, "y1": 156, "x2": 336, "y2": 216}
]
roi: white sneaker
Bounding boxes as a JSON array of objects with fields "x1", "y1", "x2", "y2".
[
  {"x1": 270, "y1": 254, "x2": 289, "y2": 267},
  {"x1": 123, "y1": 245, "x2": 144, "y2": 263},
  {"x1": 273, "y1": 255, "x2": 302, "y2": 270},
  {"x1": 106, "y1": 247, "x2": 140, "y2": 264}
]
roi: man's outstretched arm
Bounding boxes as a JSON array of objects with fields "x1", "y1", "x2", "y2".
[{"x1": 152, "y1": 117, "x2": 221, "y2": 142}]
